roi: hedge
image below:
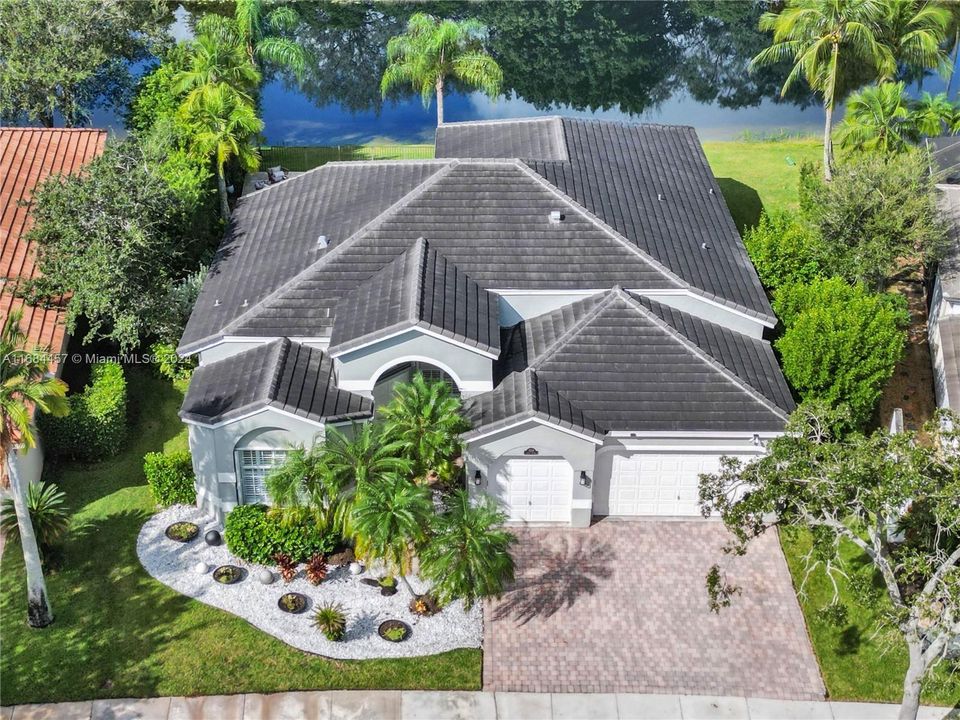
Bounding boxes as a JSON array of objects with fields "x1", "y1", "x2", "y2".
[
  {"x1": 224, "y1": 504, "x2": 338, "y2": 564},
  {"x1": 40, "y1": 361, "x2": 127, "y2": 462},
  {"x1": 144, "y1": 451, "x2": 196, "y2": 506}
]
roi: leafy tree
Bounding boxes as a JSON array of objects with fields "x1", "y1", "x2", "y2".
[
  {"x1": 22, "y1": 139, "x2": 204, "y2": 350},
  {"x1": 751, "y1": 0, "x2": 895, "y2": 180},
  {"x1": 838, "y1": 81, "x2": 918, "y2": 153},
  {"x1": 743, "y1": 210, "x2": 825, "y2": 291},
  {"x1": 419, "y1": 489, "x2": 516, "y2": 609},
  {"x1": 0, "y1": 309, "x2": 68, "y2": 628},
  {"x1": 0, "y1": 0, "x2": 170, "y2": 126},
  {"x1": 380, "y1": 13, "x2": 503, "y2": 125},
  {"x1": 378, "y1": 372, "x2": 471, "y2": 483},
  {"x1": 699, "y1": 403, "x2": 960, "y2": 720},
  {"x1": 774, "y1": 278, "x2": 909, "y2": 429},
  {"x1": 351, "y1": 472, "x2": 433, "y2": 598},
  {"x1": 197, "y1": 0, "x2": 305, "y2": 76},
  {"x1": 800, "y1": 151, "x2": 947, "y2": 286}
]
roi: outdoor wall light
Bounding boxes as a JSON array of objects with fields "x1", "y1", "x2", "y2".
[
  {"x1": 752, "y1": 433, "x2": 763, "y2": 447},
  {"x1": 473, "y1": 470, "x2": 482, "y2": 486},
  {"x1": 579, "y1": 471, "x2": 591, "y2": 488}
]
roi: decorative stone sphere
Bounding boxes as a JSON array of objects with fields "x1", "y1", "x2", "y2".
[
  {"x1": 256, "y1": 568, "x2": 275, "y2": 585},
  {"x1": 204, "y1": 530, "x2": 222, "y2": 546},
  {"x1": 193, "y1": 561, "x2": 209, "y2": 574},
  {"x1": 349, "y1": 561, "x2": 364, "y2": 575}
]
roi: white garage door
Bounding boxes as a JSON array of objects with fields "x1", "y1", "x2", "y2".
[
  {"x1": 606, "y1": 453, "x2": 747, "y2": 516},
  {"x1": 495, "y1": 458, "x2": 572, "y2": 523}
]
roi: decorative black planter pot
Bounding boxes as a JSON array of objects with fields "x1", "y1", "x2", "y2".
[
  {"x1": 213, "y1": 565, "x2": 245, "y2": 584},
  {"x1": 277, "y1": 592, "x2": 308, "y2": 614},
  {"x1": 380, "y1": 585, "x2": 398, "y2": 597},
  {"x1": 360, "y1": 578, "x2": 380, "y2": 588},
  {"x1": 165, "y1": 522, "x2": 199, "y2": 542},
  {"x1": 378, "y1": 620, "x2": 411, "y2": 643},
  {"x1": 204, "y1": 530, "x2": 222, "y2": 546}
]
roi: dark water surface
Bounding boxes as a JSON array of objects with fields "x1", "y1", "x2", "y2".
[{"x1": 91, "y1": 1, "x2": 957, "y2": 144}]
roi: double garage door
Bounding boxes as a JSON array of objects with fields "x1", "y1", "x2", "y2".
[
  {"x1": 599, "y1": 452, "x2": 752, "y2": 517},
  {"x1": 494, "y1": 458, "x2": 572, "y2": 523}
]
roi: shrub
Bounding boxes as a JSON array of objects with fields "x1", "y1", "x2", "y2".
[
  {"x1": 273, "y1": 552, "x2": 297, "y2": 582},
  {"x1": 144, "y1": 451, "x2": 196, "y2": 507},
  {"x1": 313, "y1": 603, "x2": 347, "y2": 641},
  {"x1": 150, "y1": 342, "x2": 197, "y2": 382},
  {"x1": 743, "y1": 210, "x2": 824, "y2": 291},
  {"x1": 40, "y1": 362, "x2": 127, "y2": 461},
  {"x1": 224, "y1": 504, "x2": 337, "y2": 564},
  {"x1": 774, "y1": 278, "x2": 909, "y2": 429},
  {"x1": 0, "y1": 482, "x2": 69, "y2": 560},
  {"x1": 305, "y1": 553, "x2": 328, "y2": 585}
]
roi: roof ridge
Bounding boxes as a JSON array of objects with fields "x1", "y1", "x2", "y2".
[
  {"x1": 264, "y1": 338, "x2": 291, "y2": 404},
  {"x1": 615, "y1": 289, "x2": 790, "y2": 419},
  {"x1": 528, "y1": 290, "x2": 617, "y2": 370},
  {"x1": 532, "y1": 370, "x2": 607, "y2": 433},
  {"x1": 220, "y1": 161, "x2": 460, "y2": 335},
  {"x1": 406, "y1": 236, "x2": 428, "y2": 324},
  {"x1": 437, "y1": 116, "x2": 564, "y2": 128}
]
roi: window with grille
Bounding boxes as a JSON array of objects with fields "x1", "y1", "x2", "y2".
[{"x1": 237, "y1": 449, "x2": 288, "y2": 504}]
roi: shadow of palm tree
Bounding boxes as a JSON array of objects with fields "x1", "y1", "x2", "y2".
[{"x1": 491, "y1": 533, "x2": 614, "y2": 625}]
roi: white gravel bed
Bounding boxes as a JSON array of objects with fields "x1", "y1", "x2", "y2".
[{"x1": 136, "y1": 505, "x2": 482, "y2": 659}]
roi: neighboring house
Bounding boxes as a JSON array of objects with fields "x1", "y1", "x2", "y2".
[
  {"x1": 926, "y1": 137, "x2": 960, "y2": 415},
  {"x1": 178, "y1": 117, "x2": 794, "y2": 526},
  {"x1": 0, "y1": 128, "x2": 107, "y2": 485}
]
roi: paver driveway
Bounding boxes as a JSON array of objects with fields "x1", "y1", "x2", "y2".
[{"x1": 483, "y1": 520, "x2": 825, "y2": 700}]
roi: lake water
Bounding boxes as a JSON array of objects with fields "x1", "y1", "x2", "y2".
[{"x1": 91, "y1": 1, "x2": 957, "y2": 145}]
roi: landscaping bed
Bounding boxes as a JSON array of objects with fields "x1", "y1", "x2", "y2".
[{"x1": 136, "y1": 505, "x2": 482, "y2": 659}]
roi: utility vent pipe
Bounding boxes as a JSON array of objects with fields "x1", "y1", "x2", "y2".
[
  {"x1": 548, "y1": 210, "x2": 564, "y2": 223},
  {"x1": 317, "y1": 235, "x2": 329, "y2": 249}
]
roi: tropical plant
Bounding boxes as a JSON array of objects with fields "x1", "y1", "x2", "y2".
[
  {"x1": 880, "y1": 0, "x2": 951, "y2": 80},
  {"x1": 351, "y1": 473, "x2": 432, "y2": 597},
  {"x1": 378, "y1": 373, "x2": 471, "y2": 482},
  {"x1": 910, "y1": 91, "x2": 959, "y2": 137},
  {"x1": 743, "y1": 210, "x2": 825, "y2": 291},
  {"x1": 223, "y1": 503, "x2": 336, "y2": 564},
  {"x1": 305, "y1": 553, "x2": 328, "y2": 585},
  {"x1": 179, "y1": 83, "x2": 263, "y2": 221},
  {"x1": 272, "y1": 552, "x2": 297, "y2": 582},
  {"x1": 174, "y1": 29, "x2": 261, "y2": 111},
  {"x1": 419, "y1": 490, "x2": 516, "y2": 609},
  {"x1": 838, "y1": 81, "x2": 918, "y2": 153},
  {"x1": 0, "y1": 309, "x2": 69, "y2": 627},
  {"x1": 0, "y1": 481, "x2": 69, "y2": 562},
  {"x1": 196, "y1": 0, "x2": 305, "y2": 76},
  {"x1": 380, "y1": 13, "x2": 503, "y2": 125},
  {"x1": 699, "y1": 403, "x2": 960, "y2": 720},
  {"x1": 751, "y1": 0, "x2": 894, "y2": 180},
  {"x1": 313, "y1": 603, "x2": 347, "y2": 641}
]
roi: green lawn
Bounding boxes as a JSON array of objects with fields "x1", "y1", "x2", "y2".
[{"x1": 0, "y1": 371, "x2": 480, "y2": 706}]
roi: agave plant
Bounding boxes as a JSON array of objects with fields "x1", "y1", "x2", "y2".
[
  {"x1": 0, "y1": 481, "x2": 69, "y2": 562},
  {"x1": 313, "y1": 603, "x2": 347, "y2": 641}
]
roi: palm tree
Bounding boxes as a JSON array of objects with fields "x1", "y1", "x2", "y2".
[
  {"x1": 839, "y1": 81, "x2": 919, "y2": 152},
  {"x1": 881, "y1": 0, "x2": 951, "y2": 80},
  {"x1": 350, "y1": 472, "x2": 433, "y2": 597},
  {"x1": 418, "y1": 490, "x2": 516, "y2": 609},
  {"x1": 179, "y1": 83, "x2": 263, "y2": 221},
  {"x1": 197, "y1": 0, "x2": 305, "y2": 77},
  {"x1": 174, "y1": 30, "x2": 261, "y2": 111},
  {"x1": 380, "y1": 13, "x2": 503, "y2": 125},
  {"x1": 378, "y1": 372, "x2": 470, "y2": 483},
  {"x1": 752, "y1": 0, "x2": 894, "y2": 180},
  {"x1": 910, "y1": 91, "x2": 959, "y2": 136},
  {"x1": 0, "y1": 309, "x2": 68, "y2": 628}
]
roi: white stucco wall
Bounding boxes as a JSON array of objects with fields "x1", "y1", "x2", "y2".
[{"x1": 334, "y1": 330, "x2": 494, "y2": 396}]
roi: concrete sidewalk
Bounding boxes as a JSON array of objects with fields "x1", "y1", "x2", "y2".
[{"x1": 2, "y1": 692, "x2": 957, "y2": 720}]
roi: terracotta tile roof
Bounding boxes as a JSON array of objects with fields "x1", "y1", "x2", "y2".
[{"x1": 0, "y1": 128, "x2": 106, "y2": 370}]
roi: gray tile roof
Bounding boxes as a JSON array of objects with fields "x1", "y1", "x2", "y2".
[
  {"x1": 328, "y1": 237, "x2": 500, "y2": 356},
  {"x1": 222, "y1": 161, "x2": 676, "y2": 339},
  {"x1": 937, "y1": 186, "x2": 960, "y2": 299},
  {"x1": 494, "y1": 288, "x2": 791, "y2": 432},
  {"x1": 462, "y1": 368, "x2": 605, "y2": 440},
  {"x1": 435, "y1": 117, "x2": 569, "y2": 161},
  {"x1": 936, "y1": 315, "x2": 960, "y2": 412},
  {"x1": 436, "y1": 117, "x2": 775, "y2": 324},
  {"x1": 178, "y1": 160, "x2": 449, "y2": 353},
  {"x1": 180, "y1": 339, "x2": 372, "y2": 425}
]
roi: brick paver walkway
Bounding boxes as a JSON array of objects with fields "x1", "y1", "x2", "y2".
[{"x1": 483, "y1": 520, "x2": 826, "y2": 700}]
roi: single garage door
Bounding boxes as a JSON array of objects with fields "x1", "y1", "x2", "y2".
[
  {"x1": 495, "y1": 458, "x2": 572, "y2": 523},
  {"x1": 604, "y1": 453, "x2": 750, "y2": 516}
]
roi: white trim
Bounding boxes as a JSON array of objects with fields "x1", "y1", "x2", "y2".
[
  {"x1": 346, "y1": 354, "x2": 488, "y2": 394},
  {"x1": 491, "y1": 288, "x2": 606, "y2": 296},
  {"x1": 639, "y1": 289, "x2": 777, "y2": 329},
  {"x1": 330, "y1": 326, "x2": 499, "y2": 360},
  {"x1": 465, "y1": 416, "x2": 604, "y2": 445},
  {"x1": 606, "y1": 430, "x2": 781, "y2": 439},
  {"x1": 288, "y1": 336, "x2": 331, "y2": 345},
  {"x1": 571, "y1": 498, "x2": 594, "y2": 509},
  {"x1": 181, "y1": 405, "x2": 328, "y2": 431},
  {"x1": 597, "y1": 444, "x2": 768, "y2": 454}
]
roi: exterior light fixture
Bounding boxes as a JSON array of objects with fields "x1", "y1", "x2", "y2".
[
  {"x1": 752, "y1": 433, "x2": 763, "y2": 447},
  {"x1": 473, "y1": 470, "x2": 482, "y2": 486},
  {"x1": 579, "y1": 471, "x2": 591, "y2": 488}
]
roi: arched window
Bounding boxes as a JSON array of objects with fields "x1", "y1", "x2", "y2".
[
  {"x1": 234, "y1": 428, "x2": 291, "y2": 504},
  {"x1": 372, "y1": 360, "x2": 460, "y2": 408}
]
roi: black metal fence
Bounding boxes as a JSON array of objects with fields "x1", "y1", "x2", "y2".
[{"x1": 258, "y1": 144, "x2": 435, "y2": 172}]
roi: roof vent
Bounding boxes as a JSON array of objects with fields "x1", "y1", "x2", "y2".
[
  {"x1": 241, "y1": 299, "x2": 249, "y2": 308},
  {"x1": 548, "y1": 210, "x2": 564, "y2": 224},
  {"x1": 316, "y1": 235, "x2": 329, "y2": 249},
  {"x1": 708, "y1": 187, "x2": 715, "y2": 195},
  {"x1": 701, "y1": 242, "x2": 711, "y2": 250},
  {"x1": 657, "y1": 193, "x2": 664, "y2": 201},
  {"x1": 213, "y1": 298, "x2": 222, "y2": 307}
]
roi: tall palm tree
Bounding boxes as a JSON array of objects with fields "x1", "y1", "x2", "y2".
[
  {"x1": 882, "y1": 0, "x2": 951, "y2": 80},
  {"x1": 380, "y1": 13, "x2": 503, "y2": 125},
  {"x1": 910, "y1": 91, "x2": 959, "y2": 136},
  {"x1": 180, "y1": 83, "x2": 263, "y2": 220},
  {"x1": 174, "y1": 30, "x2": 261, "y2": 112},
  {"x1": 752, "y1": 0, "x2": 894, "y2": 180},
  {"x1": 197, "y1": 0, "x2": 305, "y2": 77},
  {"x1": 418, "y1": 490, "x2": 516, "y2": 609},
  {"x1": 378, "y1": 372, "x2": 470, "y2": 482},
  {"x1": 351, "y1": 472, "x2": 432, "y2": 597},
  {"x1": 839, "y1": 81, "x2": 919, "y2": 152},
  {"x1": 0, "y1": 309, "x2": 68, "y2": 628}
]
